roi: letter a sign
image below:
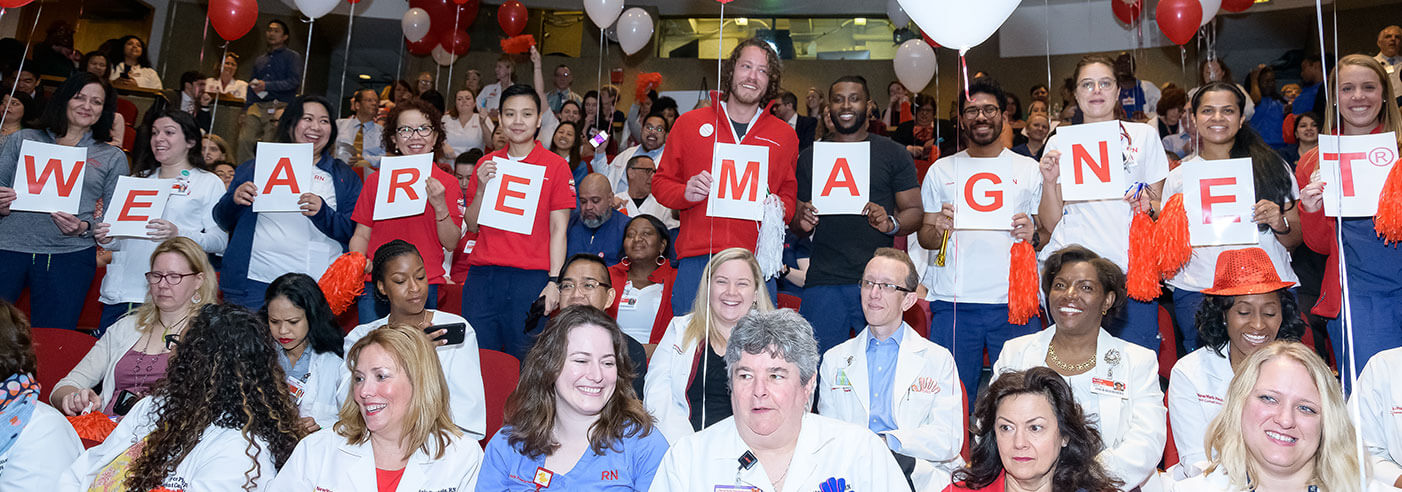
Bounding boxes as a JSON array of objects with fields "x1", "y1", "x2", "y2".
[
  {"x1": 1055, "y1": 120, "x2": 1126, "y2": 201},
  {"x1": 1181, "y1": 158, "x2": 1257, "y2": 246},
  {"x1": 252, "y1": 142, "x2": 314, "y2": 212},
  {"x1": 12, "y1": 139, "x2": 88, "y2": 213},
  {"x1": 707, "y1": 143, "x2": 769, "y2": 221},
  {"x1": 478, "y1": 158, "x2": 546, "y2": 234},
  {"x1": 811, "y1": 141, "x2": 869, "y2": 215},
  {"x1": 373, "y1": 153, "x2": 434, "y2": 220},
  {"x1": 1319, "y1": 132, "x2": 1398, "y2": 217},
  {"x1": 103, "y1": 176, "x2": 174, "y2": 238}
]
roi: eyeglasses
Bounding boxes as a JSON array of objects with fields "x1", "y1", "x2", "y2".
[
  {"x1": 859, "y1": 279, "x2": 913, "y2": 294},
  {"x1": 559, "y1": 279, "x2": 608, "y2": 293},
  {"x1": 961, "y1": 105, "x2": 1001, "y2": 118},
  {"x1": 395, "y1": 125, "x2": 435, "y2": 138},
  {"x1": 643, "y1": 124, "x2": 667, "y2": 133},
  {"x1": 1077, "y1": 79, "x2": 1116, "y2": 93},
  {"x1": 146, "y1": 271, "x2": 198, "y2": 285},
  {"x1": 628, "y1": 167, "x2": 656, "y2": 174}
]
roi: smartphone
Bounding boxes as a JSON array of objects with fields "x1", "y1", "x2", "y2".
[
  {"x1": 113, "y1": 389, "x2": 141, "y2": 416},
  {"x1": 589, "y1": 130, "x2": 609, "y2": 148},
  {"x1": 425, "y1": 322, "x2": 467, "y2": 346}
]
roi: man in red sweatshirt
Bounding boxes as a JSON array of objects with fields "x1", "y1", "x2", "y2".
[{"x1": 652, "y1": 38, "x2": 799, "y2": 316}]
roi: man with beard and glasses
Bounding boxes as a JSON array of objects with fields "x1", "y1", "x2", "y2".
[
  {"x1": 652, "y1": 38, "x2": 799, "y2": 315},
  {"x1": 917, "y1": 79, "x2": 1042, "y2": 408},
  {"x1": 791, "y1": 75, "x2": 922, "y2": 353},
  {"x1": 600, "y1": 112, "x2": 670, "y2": 194},
  {"x1": 568, "y1": 173, "x2": 631, "y2": 265}
]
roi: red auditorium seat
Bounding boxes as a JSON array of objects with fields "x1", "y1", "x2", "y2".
[
  {"x1": 777, "y1": 293, "x2": 802, "y2": 311},
  {"x1": 1163, "y1": 393, "x2": 1179, "y2": 469},
  {"x1": 437, "y1": 283, "x2": 465, "y2": 317},
  {"x1": 903, "y1": 299, "x2": 930, "y2": 338},
  {"x1": 31, "y1": 328, "x2": 98, "y2": 404},
  {"x1": 960, "y1": 380, "x2": 970, "y2": 462},
  {"x1": 1158, "y1": 306, "x2": 1178, "y2": 380},
  {"x1": 479, "y1": 349, "x2": 520, "y2": 448}
]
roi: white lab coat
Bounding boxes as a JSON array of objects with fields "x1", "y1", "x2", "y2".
[
  {"x1": 648, "y1": 413, "x2": 914, "y2": 492},
  {"x1": 644, "y1": 314, "x2": 711, "y2": 443},
  {"x1": 292, "y1": 350, "x2": 345, "y2": 429},
  {"x1": 1167, "y1": 345, "x2": 1233, "y2": 470},
  {"x1": 0, "y1": 403, "x2": 82, "y2": 492},
  {"x1": 59, "y1": 397, "x2": 279, "y2": 492},
  {"x1": 266, "y1": 427, "x2": 482, "y2": 492},
  {"x1": 615, "y1": 192, "x2": 680, "y2": 230},
  {"x1": 1353, "y1": 346, "x2": 1402, "y2": 487},
  {"x1": 340, "y1": 310, "x2": 487, "y2": 440},
  {"x1": 1170, "y1": 466, "x2": 1400, "y2": 491},
  {"x1": 817, "y1": 323, "x2": 963, "y2": 491},
  {"x1": 993, "y1": 326, "x2": 1166, "y2": 492}
]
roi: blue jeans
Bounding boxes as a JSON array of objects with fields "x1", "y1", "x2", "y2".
[
  {"x1": 929, "y1": 301, "x2": 1041, "y2": 410},
  {"x1": 222, "y1": 279, "x2": 271, "y2": 311},
  {"x1": 1172, "y1": 289, "x2": 1206, "y2": 353},
  {"x1": 672, "y1": 254, "x2": 778, "y2": 317},
  {"x1": 1103, "y1": 298, "x2": 1160, "y2": 353},
  {"x1": 799, "y1": 284, "x2": 866, "y2": 355},
  {"x1": 463, "y1": 265, "x2": 547, "y2": 360},
  {"x1": 0, "y1": 248, "x2": 97, "y2": 330},
  {"x1": 357, "y1": 281, "x2": 438, "y2": 325},
  {"x1": 98, "y1": 302, "x2": 140, "y2": 337}
]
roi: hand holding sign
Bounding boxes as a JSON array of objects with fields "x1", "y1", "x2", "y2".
[
  {"x1": 252, "y1": 142, "x2": 314, "y2": 212},
  {"x1": 1182, "y1": 158, "x2": 1258, "y2": 246},
  {"x1": 811, "y1": 142, "x2": 870, "y2": 215},
  {"x1": 11, "y1": 140, "x2": 88, "y2": 214},
  {"x1": 101, "y1": 176, "x2": 175, "y2": 239},
  {"x1": 707, "y1": 143, "x2": 770, "y2": 221},
  {"x1": 1318, "y1": 132, "x2": 1398, "y2": 217},
  {"x1": 373, "y1": 153, "x2": 435, "y2": 220},
  {"x1": 1054, "y1": 120, "x2": 1127, "y2": 201},
  {"x1": 478, "y1": 158, "x2": 546, "y2": 234}
]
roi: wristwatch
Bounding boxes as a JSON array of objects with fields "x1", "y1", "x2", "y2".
[{"x1": 885, "y1": 215, "x2": 901, "y2": 236}]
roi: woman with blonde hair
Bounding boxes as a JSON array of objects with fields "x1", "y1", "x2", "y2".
[
  {"x1": 49, "y1": 237, "x2": 218, "y2": 417},
  {"x1": 644, "y1": 247, "x2": 773, "y2": 443},
  {"x1": 269, "y1": 324, "x2": 483, "y2": 491},
  {"x1": 1177, "y1": 341, "x2": 1391, "y2": 491}
]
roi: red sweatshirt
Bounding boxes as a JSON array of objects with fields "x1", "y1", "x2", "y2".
[
  {"x1": 651, "y1": 91, "x2": 798, "y2": 259},
  {"x1": 1297, "y1": 147, "x2": 1341, "y2": 318}
]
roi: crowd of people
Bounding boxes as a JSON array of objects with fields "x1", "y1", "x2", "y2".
[{"x1": 0, "y1": 14, "x2": 1400, "y2": 492}]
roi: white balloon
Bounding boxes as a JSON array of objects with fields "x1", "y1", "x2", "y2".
[
  {"x1": 294, "y1": 0, "x2": 338, "y2": 19},
  {"x1": 583, "y1": 0, "x2": 625, "y2": 29},
  {"x1": 1198, "y1": 0, "x2": 1221, "y2": 26},
  {"x1": 402, "y1": 8, "x2": 432, "y2": 43},
  {"x1": 616, "y1": 8, "x2": 654, "y2": 56},
  {"x1": 898, "y1": 0, "x2": 1018, "y2": 51},
  {"x1": 887, "y1": 0, "x2": 910, "y2": 29},
  {"x1": 431, "y1": 45, "x2": 457, "y2": 66},
  {"x1": 893, "y1": 39, "x2": 936, "y2": 92}
]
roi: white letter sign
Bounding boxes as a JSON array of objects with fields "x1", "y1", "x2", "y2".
[
  {"x1": 373, "y1": 153, "x2": 434, "y2": 220},
  {"x1": 707, "y1": 143, "x2": 769, "y2": 221},
  {"x1": 252, "y1": 142, "x2": 314, "y2": 212},
  {"x1": 954, "y1": 157, "x2": 1015, "y2": 230},
  {"x1": 1182, "y1": 158, "x2": 1258, "y2": 246},
  {"x1": 1319, "y1": 132, "x2": 1398, "y2": 217},
  {"x1": 478, "y1": 158, "x2": 545, "y2": 235},
  {"x1": 1055, "y1": 120, "x2": 1126, "y2": 201},
  {"x1": 811, "y1": 141, "x2": 870, "y2": 215},
  {"x1": 103, "y1": 176, "x2": 174, "y2": 238},
  {"x1": 11, "y1": 139, "x2": 87, "y2": 213}
]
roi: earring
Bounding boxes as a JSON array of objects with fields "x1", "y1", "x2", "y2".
[
  {"x1": 192, "y1": 293, "x2": 202, "y2": 304},
  {"x1": 656, "y1": 255, "x2": 666, "y2": 266},
  {"x1": 621, "y1": 256, "x2": 632, "y2": 268}
]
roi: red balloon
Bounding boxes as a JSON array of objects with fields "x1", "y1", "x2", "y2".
[
  {"x1": 0, "y1": 0, "x2": 35, "y2": 7},
  {"x1": 455, "y1": 1, "x2": 480, "y2": 26},
  {"x1": 1221, "y1": 0, "x2": 1252, "y2": 13},
  {"x1": 1155, "y1": 0, "x2": 1201, "y2": 45},
  {"x1": 208, "y1": 0, "x2": 259, "y2": 41},
  {"x1": 498, "y1": 0, "x2": 527, "y2": 37},
  {"x1": 1112, "y1": 0, "x2": 1142, "y2": 25},
  {"x1": 407, "y1": 31, "x2": 440, "y2": 56},
  {"x1": 443, "y1": 29, "x2": 471, "y2": 56}
]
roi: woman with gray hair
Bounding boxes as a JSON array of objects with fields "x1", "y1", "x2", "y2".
[{"x1": 648, "y1": 309, "x2": 911, "y2": 492}]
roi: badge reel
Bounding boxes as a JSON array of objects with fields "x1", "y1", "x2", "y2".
[{"x1": 714, "y1": 451, "x2": 762, "y2": 492}]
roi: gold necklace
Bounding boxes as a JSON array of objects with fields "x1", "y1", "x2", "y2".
[{"x1": 1047, "y1": 341, "x2": 1096, "y2": 373}]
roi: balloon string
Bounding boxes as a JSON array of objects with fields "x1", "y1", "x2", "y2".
[
  {"x1": 701, "y1": 0, "x2": 724, "y2": 436},
  {"x1": 447, "y1": 7, "x2": 460, "y2": 95},
  {"x1": 1043, "y1": 0, "x2": 1051, "y2": 99},
  {"x1": 3, "y1": 1, "x2": 43, "y2": 132},
  {"x1": 959, "y1": 51, "x2": 971, "y2": 102},
  {"x1": 208, "y1": 42, "x2": 229, "y2": 135},
  {"x1": 337, "y1": 0, "x2": 356, "y2": 118},
  {"x1": 198, "y1": 16, "x2": 209, "y2": 75},
  {"x1": 301, "y1": 18, "x2": 314, "y2": 95}
]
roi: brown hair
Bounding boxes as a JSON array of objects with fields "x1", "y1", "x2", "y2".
[
  {"x1": 720, "y1": 38, "x2": 783, "y2": 106},
  {"x1": 380, "y1": 98, "x2": 448, "y2": 162},
  {"x1": 133, "y1": 237, "x2": 218, "y2": 332},
  {"x1": 1071, "y1": 54, "x2": 1127, "y2": 121},
  {"x1": 0, "y1": 300, "x2": 35, "y2": 378},
  {"x1": 872, "y1": 247, "x2": 919, "y2": 291},
  {"x1": 335, "y1": 324, "x2": 461, "y2": 460},
  {"x1": 503, "y1": 306, "x2": 654, "y2": 457}
]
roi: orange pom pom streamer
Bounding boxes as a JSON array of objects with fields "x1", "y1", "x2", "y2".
[
  {"x1": 1375, "y1": 159, "x2": 1402, "y2": 244},
  {"x1": 1007, "y1": 241, "x2": 1041, "y2": 324},
  {"x1": 67, "y1": 412, "x2": 118, "y2": 442},
  {"x1": 500, "y1": 34, "x2": 535, "y2": 55},
  {"x1": 319, "y1": 252, "x2": 368, "y2": 315},
  {"x1": 635, "y1": 72, "x2": 662, "y2": 102},
  {"x1": 1126, "y1": 210, "x2": 1160, "y2": 301},
  {"x1": 1155, "y1": 193, "x2": 1192, "y2": 277}
]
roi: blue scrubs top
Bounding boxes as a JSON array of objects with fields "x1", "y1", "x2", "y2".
[{"x1": 476, "y1": 425, "x2": 669, "y2": 491}]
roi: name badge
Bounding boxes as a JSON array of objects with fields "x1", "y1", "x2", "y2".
[
  {"x1": 713, "y1": 487, "x2": 760, "y2": 492},
  {"x1": 286, "y1": 375, "x2": 306, "y2": 404},
  {"x1": 171, "y1": 173, "x2": 191, "y2": 196},
  {"x1": 1090, "y1": 377, "x2": 1127, "y2": 400},
  {"x1": 533, "y1": 467, "x2": 554, "y2": 488},
  {"x1": 618, "y1": 287, "x2": 640, "y2": 311}
]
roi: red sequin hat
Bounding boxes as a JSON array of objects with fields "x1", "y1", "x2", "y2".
[{"x1": 1201, "y1": 247, "x2": 1296, "y2": 296}]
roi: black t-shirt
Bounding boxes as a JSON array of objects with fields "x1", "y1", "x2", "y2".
[
  {"x1": 796, "y1": 134, "x2": 919, "y2": 286},
  {"x1": 686, "y1": 344, "x2": 731, "y2": 430},
  {"x1": 731, "y1": 119, "x2": 749, "y2": 141}
]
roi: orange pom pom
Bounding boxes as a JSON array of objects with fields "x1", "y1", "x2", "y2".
[
  {"x1": 319, "y1": 252, "x2": 368, "y2": 315},
  {"x1": 1375, "y1": 159, "x2": 1402, "y2": 244},
  {"x1": 635, "y1": 72, "x2": 662, "y2": 102},
  {"x1": 67, "y1": 412, "x2": 118, "y2": 442},
  {"x1": 1155, "y1": 193, "x2": 1193, "y2": 277},
  {"x1": 1008, "y1": 241, "x2": 1041, "y2": 324},
  {"x1": 1126, "y1": 210, "x2": 1160, "y2": 301},
  {"x1": 500, "y1": 34, "x2": 536, "y2": 55}
]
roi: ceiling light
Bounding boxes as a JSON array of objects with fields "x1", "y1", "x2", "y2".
[
  {"x1": 736, "y1": 17, "x2": 749, "y2": 27},
  {"x1": 854, "y1": 18, "x2": 867, "y2": 26}
]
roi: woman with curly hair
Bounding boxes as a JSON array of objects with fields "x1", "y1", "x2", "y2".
[
  {"x1": 262, "y1": 272, "x2": 345, "y2": 433},
  {"x1": 477, "y1": 306, "x2": 666, "y2": 490},
  {"x1": 270, "y1": 324, "x2": 483, "y2": 491},
  {"x1": 1167, "y1": 247, "x2": 1305, "y2": 470},
  {"x1": 59, "y1": 304, "x2": 304, "y2": 491},
  {"x1": 949, "y1": 366, "x2": 1122, "y2": 492}
]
